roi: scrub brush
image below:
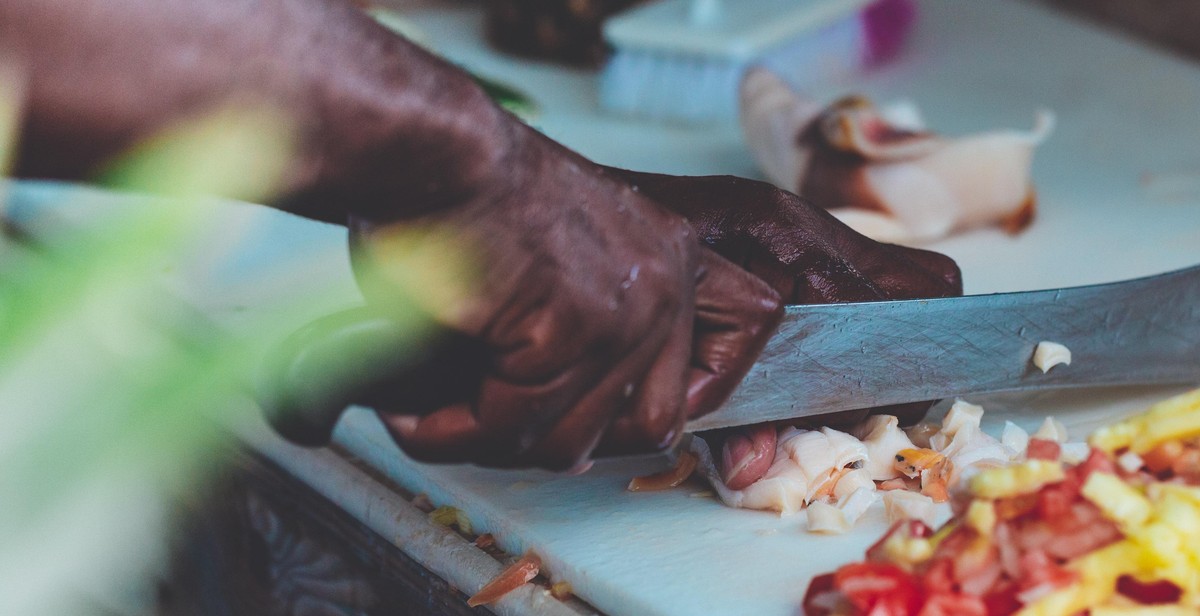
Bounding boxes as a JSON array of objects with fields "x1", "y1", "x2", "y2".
[{"x1": 599, "y1": 0, "x2": 916, "y2": 125}]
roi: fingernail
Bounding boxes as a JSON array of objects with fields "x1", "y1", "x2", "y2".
[
  {"x1": 565, "y1": 460, "x2": 594, "y2": 476},
  {"x1": 384, "y1": 415, "x2": 420, "y2": 440},
  {"x1": 719, "y1": 425, "x2": 776, "y2": 490},
  {"x1": 721, "y1": 434, "x2": 756, "y2": 488}
]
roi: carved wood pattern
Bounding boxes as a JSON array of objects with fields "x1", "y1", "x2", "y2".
[{"x1": 158, "y1": 450, "x2": 492, "y2": 616}]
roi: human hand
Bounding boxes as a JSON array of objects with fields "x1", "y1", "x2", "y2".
[
  {"x1": 347, "y1": 130, "x2": 782, "y2": 471},
  {"x1": 611, "y1": 171, "x2": 962, "y2": 489}
]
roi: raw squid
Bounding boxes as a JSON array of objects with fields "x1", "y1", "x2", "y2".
[
  {"x1": 851, "y1": 414, "x2": 916, "y2": 481},
  {"x1": 739, "y1": 67, "x2": 1054, "y2": 244},
  {"x1": 690, "y1": 427, "x2": 868, "y2": 515}
]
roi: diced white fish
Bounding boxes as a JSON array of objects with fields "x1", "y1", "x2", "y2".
[
  {"x1": 930, "y1": 400, "x2": 1015, "y2": 483},
  {"x1": 806, "y1": 488, "x2": 878, "y2": 535},
  {"x1": 852, "y1": 414, "x2": 917, "y2": 481},
  {"x1": 883, "y1": 490, "x2": 948, "y2": 528},
  {"x1": 1001, "y1": 421, "x2": 1030, "y2": 457},
  {"x1": 833, "y1": 467, "x2": 876, "y2": 501},
  {"x1": 805, "y1": 501, "x2": 848, "y2": 534}
]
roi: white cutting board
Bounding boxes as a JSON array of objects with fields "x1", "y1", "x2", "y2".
[
  {"x1": 10, "y1": 1, "x2": 1200, "y2": 615},
  {"x1": 328, "y1": 2, "x2": 1200, "y2": 615}
]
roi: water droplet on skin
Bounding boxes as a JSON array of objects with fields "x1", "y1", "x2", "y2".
[
  {"x1": 607, "y1": 298, "x2": 620, "y2": 311},
  {"x1": 623, "y1": 383, "x2": 635, "y2": 397},
  {"x1": 620, "y1": 265, "x2": 640, "y2": 290},
  {"x1": 630, "y1": 185, "x2": 639, "y2": 193}
]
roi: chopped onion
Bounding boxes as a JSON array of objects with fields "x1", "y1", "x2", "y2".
[
  {"x1": 1001, "y1": 421, "x2": 1030, "y2": 457},
  {"x1": 1032, "y1": 416, "x2": 1069, "y2": 443}
]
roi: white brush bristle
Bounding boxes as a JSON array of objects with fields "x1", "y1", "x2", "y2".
[
  {"x1": 600, "y1": 51, "x2": 744, "y2": 124},
  {"x1": 600, "y1": 0, "x2": 871, "y2": 125}
]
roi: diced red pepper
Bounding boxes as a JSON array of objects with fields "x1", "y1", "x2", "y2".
[
  {"x1": 1025, "y1": 439, "x2": 1061, "y2": 461},
  {"x1": 1116, "y1": 575, "x2": 1183, "y2": 605},
  {"x1": 834, "y1": 562, "x2": 924, "y2": 616}
]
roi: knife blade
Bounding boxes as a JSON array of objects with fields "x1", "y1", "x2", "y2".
[{"x1": 686, "y1": 264, "x2": 1200, "y2": 432}]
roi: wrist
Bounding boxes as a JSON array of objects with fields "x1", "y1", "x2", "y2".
[{"x1": 280, "y1": 44, "x2": 522, "y2": 224}]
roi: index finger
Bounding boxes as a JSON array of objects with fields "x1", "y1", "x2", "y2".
[{"x1": 687, "y1": 248, "x2": 783, "y2": 419}]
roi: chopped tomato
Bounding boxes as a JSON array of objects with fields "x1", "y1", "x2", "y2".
[
  {"x1": 834, "y1": 562, "x2": 924, "y2": 616},
  {"x1": 1171, "y1": 446, "x2": 1200, "y2": 482},
  {"x1": 1025, "y1": 438, "x2": 1061, "y2": 461},
  {"x1": 1075, "y1": 448, "x2": 1116, "y2": 482},
  {"x1": 920, "y1": 559, "x2": 956, "y2": 596},
  {"x1": 1115, "y1": 575, "x2": 1183, "y2": 604},
  {"x1": 802, "y1": 573, "x2": 837, "y2": 616},
  {"x1": 1016, "y1": 549, "x2": 1076, "y2": 593},
  {"x1": 981, "y1": 580, "x2": 1022, "y2": 616},
  {"x1": 1035, "y1": 479, "x2": 1077, "y2": 520},
  {"x1": 1141, "y1": 440, "x2": 1184, "y2": 474}
]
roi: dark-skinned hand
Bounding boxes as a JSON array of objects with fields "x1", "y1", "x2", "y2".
[
  {"x1": 349, "y1": 128, "x2": 783, "y2": 471},
  {"x1": 612, "y1": 170, "x2": 963, "y2": 489}
]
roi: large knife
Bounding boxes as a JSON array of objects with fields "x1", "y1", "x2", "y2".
[
  {"x1": 688, "y1": 263, "x2": 1200, "y2": 431},
  {"x1": 259, "y1": 265, "x2": 1200, "y2": 444}
]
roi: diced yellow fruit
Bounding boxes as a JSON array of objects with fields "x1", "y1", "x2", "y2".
[
  {"x1": 965, "y1": 499, "x2": 997, "y2": 538},
  {"x1": 1149, "y1": 490, "x2": 1200, "y2": 543},
  {"x1": 1134, "y1": 409, "x2": 1200, "y2": 454},
  {"x1": 1019, "y1": 543, "x2": 1144, "y2": 616},
  {"x1": 1092, "y1": 606, "x2": 1200, "y2": 616},
  {"x1": 1081, "y1": 472, "x2": 1152, "y2": 531},
  {"x1": 1090, "y1": 422, "x2": 1139, "y2": 454},
  {"x1": 1015, "y1": 586, "x2": 1087, "y2": 616},
  {"x1": 883, "y1": 535, "x2": 933, "y2": 568},
  {"x1": 970, "y1": 460, "x2": 1066, "y2": 499},
  {"x1": 1090, "y1": 388, "x2": 1200, "y2": 454}
]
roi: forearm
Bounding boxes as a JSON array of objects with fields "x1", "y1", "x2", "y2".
[{"x1": 0, "y1": 0, "x2": 516, "y2": 223}]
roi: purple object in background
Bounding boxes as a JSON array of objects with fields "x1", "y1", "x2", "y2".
[{"x1": 862, "y1": 0, "x2": 918, "y2": 66}]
